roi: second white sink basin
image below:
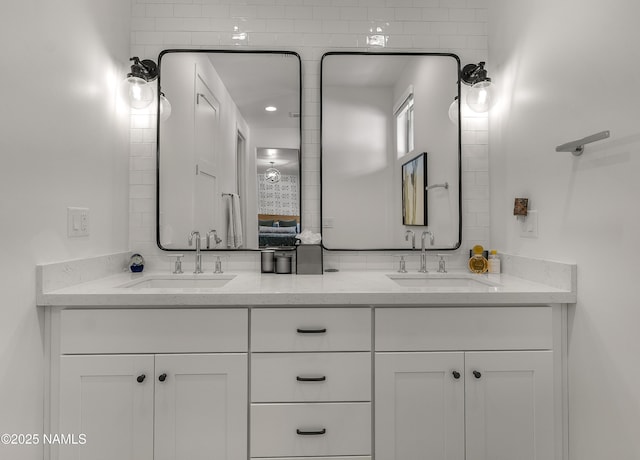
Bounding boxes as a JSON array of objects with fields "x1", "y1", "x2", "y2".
[
  {"x1": 387, "y1": 273, "x2": 499, "y2": 289},
  {"x1": 119, "y1": 274, "x2": 236, "y2": 289}
]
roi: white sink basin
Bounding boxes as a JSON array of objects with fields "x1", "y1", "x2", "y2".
[
  {"x1": 387, "y1": 273, "x2": 499, "y2": 289},
  {"x1": 119, "y1": 274, "x2": 236, "y2": 289}
]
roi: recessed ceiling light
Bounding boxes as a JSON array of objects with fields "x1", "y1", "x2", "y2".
[{"x1": 265, "y1": 106, "x2": 277, "y2": 112}]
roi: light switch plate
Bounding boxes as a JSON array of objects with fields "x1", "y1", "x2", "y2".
[
  {"x1": 67, "y1": 207, "x2": 90, "y2": 237},
  {"x1": 520, "y1": 209, "x2": 538, "y2": 238}
]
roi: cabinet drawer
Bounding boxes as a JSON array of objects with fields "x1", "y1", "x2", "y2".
[
  {"x1": 60, "y1": 308, "x2": 248, "y2": 354},
  {"x1": 251, "y1": 352, "x2": 371, "y2": 402},
  {"x1": 376, "y1": 306, "x2": 553, "y2": 351},
  {"x1": 251, "y1": 308, "x2": 371, "y2": 352},
  {"x1": 251, "y1": 403, "x2": 371, "y2": 457}
]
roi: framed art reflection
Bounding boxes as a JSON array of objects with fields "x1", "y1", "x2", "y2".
[{"x1": 402, "y1": 152, "x2": 427, "y2": 226}]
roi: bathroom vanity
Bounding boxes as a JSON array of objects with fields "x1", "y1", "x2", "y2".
[{"x1": 37, "y1": 256, "x2": 575, "y2": 460}]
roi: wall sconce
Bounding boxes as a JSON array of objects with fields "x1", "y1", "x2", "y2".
[
  {"x1": 126, "y1": 57, "x2": 158, "y2": 109},
  {"x1": 461, "y1": 61, "x2": 494, "y2": 113}
]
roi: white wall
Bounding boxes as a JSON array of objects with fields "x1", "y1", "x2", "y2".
[
  {"x1": 488, "y1": 1, "x2": 640, "y2": 458},
  {"x1": 128, "y1": 0, "x2": 491, "y2": 270},
  {"x1": 323, "y1": 85, "x2": 394, "y2": 248},
  {"x1": 0, "y1": 1, "x2": 131, "y2": 458}
]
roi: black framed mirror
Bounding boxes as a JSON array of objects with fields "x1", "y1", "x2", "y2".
[
  {"x1": 156, "y1": 50, "x2": 302, "y2": 251},
  {"x1": 321, "y1": 52, "x2": 461, "y2": 250}
]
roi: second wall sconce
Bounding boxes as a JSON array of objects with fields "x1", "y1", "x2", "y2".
[{"x1": 461, "y1": 61, "x2": 494, "y2": 113}]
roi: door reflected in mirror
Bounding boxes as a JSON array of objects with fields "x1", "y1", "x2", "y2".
[
  {"x1": 157, "y1": 50, "x2": 301, "y2": 251},
  {"x1": 321, "y1": 52, "x2": 461, "y2": 250}
]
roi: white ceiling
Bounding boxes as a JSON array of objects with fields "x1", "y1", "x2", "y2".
[{"x1": 256, "y1": 148, "x2": 299, "y2": 176}]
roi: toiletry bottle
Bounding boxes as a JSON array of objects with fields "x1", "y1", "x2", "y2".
[
  {"x1": 468, "y1": 245, "x2": 488, "y2": 274},
  {"x1": 488, "y1": 249, "x2": 501, "y2": 274}
]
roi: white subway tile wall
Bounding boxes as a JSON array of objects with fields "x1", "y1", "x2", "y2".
[{"x1": 129, "y1": 0, "x2": 489, "y2": 271}]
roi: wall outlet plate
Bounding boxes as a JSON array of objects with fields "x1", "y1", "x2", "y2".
[
  {"x1": 519, "y1": 209, "x2": 538, "y2": 238},
  {"x1": 67, "y1": 207, "x2": 90, "y2": 237}
]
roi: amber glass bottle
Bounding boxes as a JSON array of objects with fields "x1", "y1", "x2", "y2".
[{"x1": 468, "y1": 245, "x2": 488, "y2": 274}]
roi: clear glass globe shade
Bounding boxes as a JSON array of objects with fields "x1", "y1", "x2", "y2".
[
  {"x1": 448, "y1": 98, "x2": 459, "y2": 123},
  {"x1": 466, "y1": 80, "x2": 493, "y2": 113},
  {"x1": 265, "y1": 167, "x2": 281, "y2": 183},
  {"x1": 160, "y1": 94, "x2": 172, "y2": 121},
  {"x1": 127, "y1": 76, "x2": 154, "y2": 109}
]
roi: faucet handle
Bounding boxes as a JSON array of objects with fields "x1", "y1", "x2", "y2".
[
  {"x1": 214, "y1": 256, "x2": 224, "y2": 274},
  {"x1": 168, "y1": 254, "x2": 184, "y2": 274},
  {"x1": 393, "y1": 255, "x2": 409, "y2": 273},
  {"x1": 437, "y1": 254, "x2": 449, "y2": 273}
]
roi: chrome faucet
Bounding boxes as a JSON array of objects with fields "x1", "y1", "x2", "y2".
[
  {"x1": 188, "y1": 231, "x2": 203, "y2": 274},
  {"x1": 404, "y1": 230, "x2": 415, "y2": 249},
  {"x1": 419, "y1": 230, "x2": 434, "y2": 273},
  {"x1": 207, "y1": 229, "x2": 222, "y2": 249}
]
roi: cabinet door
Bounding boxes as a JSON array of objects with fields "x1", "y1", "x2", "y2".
[
  {"x1": 465, "y1": 351, "x2": 554, "y2": 460},
  {"x1": 58, "y1": 355, "x2": 154, "y2": 460},
  {"x1": 154, "y1": 353, "x2": 248, "y2": 460},
  {"x1": 375, "y1": 352, "x2": 465, "y2": 460}
]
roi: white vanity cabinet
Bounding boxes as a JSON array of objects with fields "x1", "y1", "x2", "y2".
[
  {"x1": 375, "y1": 306, "x2": 561, "y2": 460},
  {"x1": 44, "y1": 301, "x2": 566, "y2": 460},
  {"x1": 48, "y1": 308, "x2": 248, "y2": 460},
  {"x1": 250, "y1": 308, "x2": 372, "y2": 460}
]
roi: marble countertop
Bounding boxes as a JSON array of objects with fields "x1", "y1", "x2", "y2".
[{"x1": 36, "y1": 268, "x2": 576, "y2": 307}]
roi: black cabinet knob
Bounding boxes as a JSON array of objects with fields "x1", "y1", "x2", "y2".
[
  {"x1": 452, "y1": 371, "x2": 461, "y2": 379},
  {"x1": 136, "y1": 374, "x2": 146, "y2": 383},
  {"x1": 473, "y1": 370, "x2": 482, "y2": 379},
  {"x1": 158, "y1": 373, "x2": 167, "y2": 382}
]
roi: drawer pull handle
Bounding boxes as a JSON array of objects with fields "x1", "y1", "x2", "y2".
[
  {"x1": 452, "y1": 371, "x2": 461, "y2": 380},
  {"x1": 296, "y1": 375, "x2": 327, "y2": 382},
  {"x1": 296, "y1": 328, "x2": 327, "y2": 334},
  {"x1": 296, "y1": 428, "x2": 327, "y2": 436},
  {"x1": 473, "y1": 370, "x2": 482, "y2": 379},
  {"x1": 136, "y1": 374, "x2": 146, "y2": 383},
  {"x1": 158, "y1": 373, "x2": 167, "y2": 382}
]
